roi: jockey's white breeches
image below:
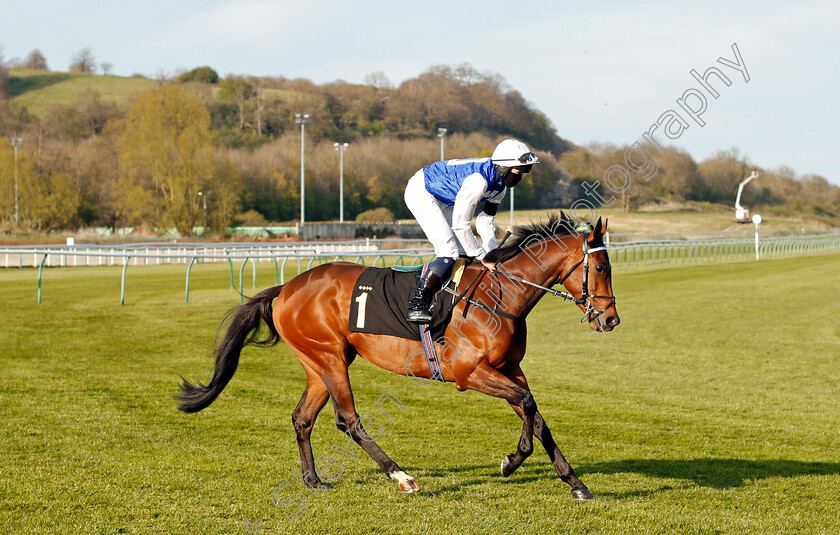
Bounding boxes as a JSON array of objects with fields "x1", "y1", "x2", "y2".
[{"x1": 404, "y1": 170, "x2": 463, "y2": 259}]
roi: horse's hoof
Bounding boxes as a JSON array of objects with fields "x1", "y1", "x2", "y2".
[
  {"x1": 500, "y1": 455, "x2": 514, "y2": 477},
  {"x1": 398, "y1": 477, "x2": 420, "y2": 493},
  {"x1": 391, "y1": 470, "x2": 420, "y2": 493},
  {"x1": 571, "y1": 488, "x2": 594, "y2": 500}
]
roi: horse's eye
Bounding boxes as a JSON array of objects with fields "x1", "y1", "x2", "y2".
[{"x1": 595, "y1": 264, "x2": 605, "y2": 273}]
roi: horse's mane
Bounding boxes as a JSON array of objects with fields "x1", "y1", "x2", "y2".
[{"x1": 484, "y1": 211, "x2": 602, "y2": 264}]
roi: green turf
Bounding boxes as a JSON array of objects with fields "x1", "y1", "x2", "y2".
[{"x1": 1, "y1": 254, "x2": 839, "y2": 534}]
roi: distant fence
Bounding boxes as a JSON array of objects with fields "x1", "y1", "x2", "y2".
[
  {"x1": 86, "y1": 222, "x2": 425, "y2": 240},
  {"x1": 1, "y1": 238, "x2": 431, "y2": 269},
  {"x1": 2, "y1": 233, "x2": 839, "y2": 305},
  {"x1": 300, "y1": 222, "x2": 425, "y2": 240},
  {"x1": 609, "y1": 233, "x2": 840, "y2": 270},
  {"x1": 1, "y1": 240, "x2": 436, "y2": 305},
  {"x1": 606, "y1": 228, "x2": 834, "y2": 243}
]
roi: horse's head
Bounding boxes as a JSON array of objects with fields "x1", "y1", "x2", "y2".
[
  {"x1": 559, "y1": 217, "x2": 620, "y2": 332},
  {"x1": 483, "y1": 212, "x2": 620, "y2": 332}
]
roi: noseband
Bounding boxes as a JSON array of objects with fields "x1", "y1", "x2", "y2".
[{"x1": 494, "y1": 232, "x2": 617, "y2": 323}]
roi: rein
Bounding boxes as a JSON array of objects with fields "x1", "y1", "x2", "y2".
[
  {"x1": 446, "y1": 231, "x2": 519, "y2": 321},
  {"x1": 446, "y1": 231, "x2": 616, "y2": 324}
]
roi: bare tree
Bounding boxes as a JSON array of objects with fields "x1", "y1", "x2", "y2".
[
  {"x1": 154, "y1": 68, "x2": 169, "y2": 88},
  {"x1": 101, "y1": 62, "x2": 113, "y2": 76},
  {"x1": 219, "y1": 77, "x2": 254, "y2": 130},
  {"x1": 23, "y1": 49, "x2": 48, "y2": 70},
  {"x1": 69, "y1": 48, "x2": 96, "y2": 73},
  {"x1": 363, "y1": 71, "x2": 393, "y2": 89},
  {"x1": 247, "y1": 77, "x2": 268, "y2": 135}
]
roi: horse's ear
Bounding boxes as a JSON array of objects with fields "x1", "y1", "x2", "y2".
[
  {"x1": 602, "y1": 218, "x2": 609, "y2": 234},
  {"x1": 593, "y1": 217, "x2": 603, "y2": 236}
]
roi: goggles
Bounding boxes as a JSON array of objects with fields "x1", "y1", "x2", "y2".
[{"x1": 518, "y1": 152, "x2": 539, "y2": 165}]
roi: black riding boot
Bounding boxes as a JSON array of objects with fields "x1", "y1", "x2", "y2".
[{"x1": 406, "y1": 272, "x2": 444, "y2": 324}]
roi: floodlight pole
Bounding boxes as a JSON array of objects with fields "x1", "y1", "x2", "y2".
[
  {"x1": 198, "y1": 191, "x2": 208, "y2": 229},
  {"x1": 334, "y1": 142, "x2": 349, "y2": 223},
  {"x1": 295, "y1": 114, "x2": 310, "y2": 225},
  {"x1": 11, "y1": 137, "x2": 22, "y2": 227},
  {"x1": 437, "y1": 127, "x2": 447, "y2": 161}
]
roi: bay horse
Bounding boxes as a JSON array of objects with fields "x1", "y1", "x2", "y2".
[{"x1": 177, "y1": 212, "x2": 619, "y2": 500}]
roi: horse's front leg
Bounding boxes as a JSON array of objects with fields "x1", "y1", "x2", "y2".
[
  {"x1": 503, "y1": 365, "x2": 593, "y2": 500},
  {"x1": 506, "y1": 404, "x2": 594, "y2": 500},
  {"x1": 458, "y1": 362, "x2": 537, "y2": 477}
]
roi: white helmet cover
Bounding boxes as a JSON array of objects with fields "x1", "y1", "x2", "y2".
[{"x1": 491, "y1": 139, "x2": 540, "y2": 167}]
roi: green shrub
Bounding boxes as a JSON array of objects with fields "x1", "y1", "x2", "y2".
[
  {"x1": 178, "y1": 66, "x2": 219, "y2": 84},
  {"x1": 355, "y1": 207, "x2": 395, "y2": 223}
]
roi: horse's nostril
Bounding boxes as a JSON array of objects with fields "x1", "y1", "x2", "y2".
[{"x1": 606, "y1": 316, "x2": 619, "y2": 327}]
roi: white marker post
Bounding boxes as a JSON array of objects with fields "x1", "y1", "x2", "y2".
[{"x1": 752, "y1": 214, "x2": 762, "y2": 260}]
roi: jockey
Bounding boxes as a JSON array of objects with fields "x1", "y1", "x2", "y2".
[{"x1": 404, "y1": 138, "x2": 540, "y2": 324}]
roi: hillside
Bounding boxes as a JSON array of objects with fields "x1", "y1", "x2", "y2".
[
  {"x1": 7, "y1": 68, "x2": 155, "y2": 116},
  {"x1": 1, "y1": 64, "x2": 838, "y2": 235}
]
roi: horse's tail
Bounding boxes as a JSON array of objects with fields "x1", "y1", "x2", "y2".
[{"x1": 176, "y1": 285, "x2": 283, "y2": 413}]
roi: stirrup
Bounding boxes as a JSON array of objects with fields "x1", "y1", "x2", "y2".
[
  {"x1": 406, "y1": 294, "x2": 433, "y2": 323},
  {"x1": 406, "y1": 308, "x2": 432, "y2": 324}
]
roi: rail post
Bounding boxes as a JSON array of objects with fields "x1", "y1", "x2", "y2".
[
  {"x1": 120, "y1": 256, "x2": 131, "y2": 305},
  {"x1": 37, "y1": 254, "x2": 48, "y2": 304},
  {"x1": 185, "y1": 256, "x2": 198, "y2": 303}
]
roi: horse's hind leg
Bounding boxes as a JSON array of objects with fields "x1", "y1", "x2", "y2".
[
  {"x1": 292, "y1": 372, "x2": 331, "y2": 489},
  {"x1": 325, "y1": 369, "x2": 420, "y2": 493}
]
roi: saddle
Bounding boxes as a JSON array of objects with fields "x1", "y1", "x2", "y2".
[{"x1": 348, "y1": 260, "x2": 466, "y2": 342}]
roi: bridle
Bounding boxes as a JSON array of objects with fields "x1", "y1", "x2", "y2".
[
  {"x1": 447, "y1": 231, "x2": 617, "y2": 324},
  {"x1": 495, "y1": 231, "x2": 616, "y2": 323}
]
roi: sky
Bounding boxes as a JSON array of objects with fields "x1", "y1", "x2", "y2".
[{"x1": 2, "y1": 0, "x2": 838, "y2": 185}]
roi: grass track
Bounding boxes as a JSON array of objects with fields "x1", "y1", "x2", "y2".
[{"x1": 2, "y1": 254, "x2": 839, "y2": 534}]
